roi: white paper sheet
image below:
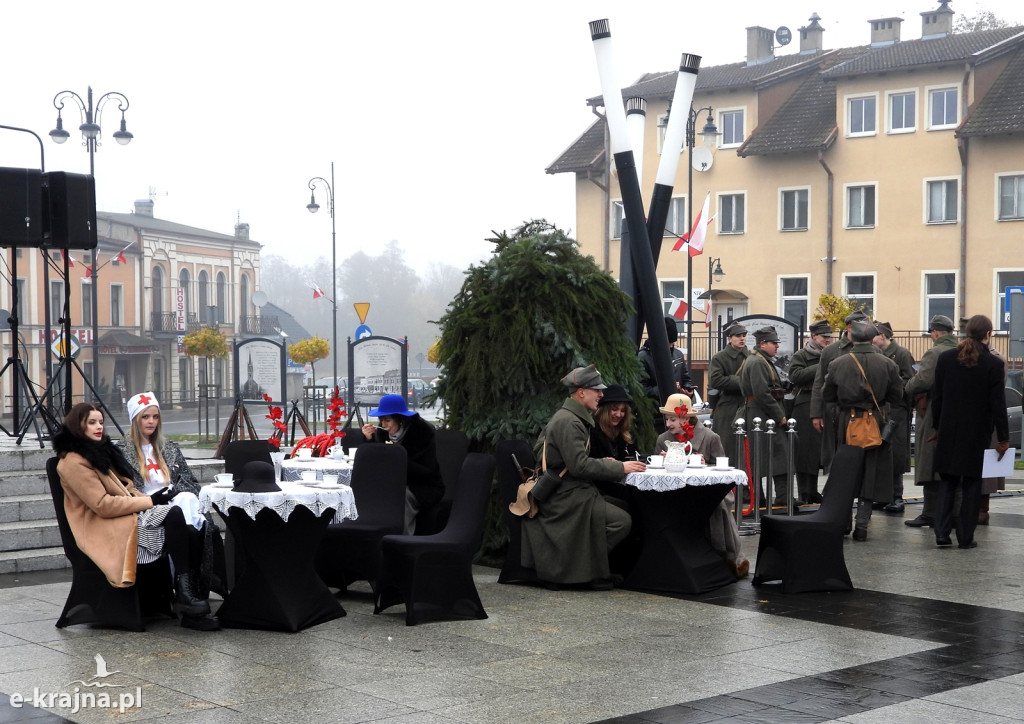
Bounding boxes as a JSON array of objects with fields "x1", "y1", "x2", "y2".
[{"x1": 982, "y1": 448, "x2": 1015, "y2": 478}]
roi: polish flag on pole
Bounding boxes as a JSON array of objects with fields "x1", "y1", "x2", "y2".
[
  {"x1": 686, "y1": 191, "x2": 714, "y2": 258},
  {"x1": 705, "y1": 298, "x2": 714, "y2": 328},
  {"x1": 84, "y1": 265, "x2": 93, "y2": 280},
  {"x1": 60, "y1": 250, "x2": 78, "y2": 267},
  {"x1": 115, "y1": 246, "x2": 128, "y2": 264},
  {"x1": 312, "y1": 283, "x2": 325, "y2": 299},
  {"x1": 668, "y1": 297, "x2": 689, "y2": 320}
]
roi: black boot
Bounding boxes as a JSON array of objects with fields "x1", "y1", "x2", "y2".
[{"x1": 174, "y1": 572, "x2": 211, "y2": 617}]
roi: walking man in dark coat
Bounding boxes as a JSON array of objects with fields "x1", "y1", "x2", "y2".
[
  {"x1": 810, "y1": 310, "x2": 868, "y2": 473},
  {"x1": 822, "y1": 320, "x2": 904, "y2": 541}
]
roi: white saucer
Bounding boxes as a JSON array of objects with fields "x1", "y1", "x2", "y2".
[
  {"x1": 211, "y1": 482, "x2": 233, "y2": 488},
  {"x1": 688, "y1": 464, "x2": 708, "y2": 469},
  {"x1": 710, "y1": 466, "x2": 733, "y2": 471}
]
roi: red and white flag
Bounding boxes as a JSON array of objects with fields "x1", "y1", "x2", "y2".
[
  {"x1": 671, "y1": 191, "x2": 715, "y2": 257},
  {"x1": 115, "y1": 246, "x2": 128, "y2": 264},
  {"x1": 668, "y1": 297, "x2": 688, "y2": 320},
  {"x1": 60, "y1": 250, "x2": 78, "y2": 267},
  {"x1": 312, "y1": 283, "x2": 325, "y2": 299},
  {"x1": 84, "y1": 265, "x2": 93, "y2": 280},
  {"x1": 705, "y1": 298, "x2": 714, "y2": 328}
]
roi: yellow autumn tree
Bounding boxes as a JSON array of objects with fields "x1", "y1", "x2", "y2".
[
  {"x1": 813, "y1": 294, "x2": 869, "y2": 332},
  {"x1": 289, "y1": 336, "x2": 330, "y2": 379}
]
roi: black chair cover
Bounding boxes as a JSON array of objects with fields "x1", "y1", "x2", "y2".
[
  {"x1": 47, "y1": 457, "x2": 175, "y2": 631},
  {"x1": 374, "y1": 453, "x2": 495, "y2": 625},
  {"x1": 414, "y1": 429, "x2": 469, "y2": 535},
  {"x1": 313, "y1": 444, "x2": 407, "y2": 592},
  {"x1": 752, "y1": 444, "x2": 866, "y2": 593},
  {"x1": 494, "y1": 440, "x2": 538, "y2": 585},
  {"x1": 222, "y1": 439, "x2": 274, "y2": 479}
]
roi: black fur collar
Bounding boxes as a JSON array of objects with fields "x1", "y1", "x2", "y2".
[{"x1": 52, "y1": 427, "x2": 135, "y2": 480}]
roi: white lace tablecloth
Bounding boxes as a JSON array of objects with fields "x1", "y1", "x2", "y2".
[
  {"x1": 199, "y1": 481, "x2": 358, "y2": 524},
  {"x1": 624, "y1": 466, "x2": 747, "y2": 492},
  {"x1": 280, "y1": 458, "x2": 354, "y2": 484}
]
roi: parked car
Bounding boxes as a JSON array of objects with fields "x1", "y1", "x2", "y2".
[
  {"x1": 407, "y1": 379, "x2": 433, "y2": 409},
  {"x1": 910, "y1": 387, "x2": 1022, "y2": 457}
]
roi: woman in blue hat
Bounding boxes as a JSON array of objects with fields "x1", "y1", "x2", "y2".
[{"x1": 361, "y1": 394, "x2": 443, "y2": 534}]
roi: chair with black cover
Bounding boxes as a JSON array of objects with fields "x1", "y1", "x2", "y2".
[
  {"x1": 414, "y1": 429, "x2": 470, "y2": 535},
  {"x1": 47, "y1": 458, "x2": 175, "y2": 631},
  {"x1": 374, "y1": 452, "x2": 495, "y2": 625},
  {"x1": 314, "y1": 444, "x2": 407, "y2": 593},
  {"x1": 222, "y1": 439, "x2": 274, "y2": 479},
  {"x1": 495, "y1": 439, "x2": 538, "y2": 585},
  {"x1": 752, "y1": 444, "x2": 865, "y2": 593}
]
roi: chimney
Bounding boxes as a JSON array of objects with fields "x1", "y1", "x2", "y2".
[
  {"x1": 133, "y1": 199, "x2": 154, "y2": 217},
  {"x1": 922, "y1": 1, "x2": 954, "y2": 39},
  {"x1": 746, "y1": 26, "x2": 775, "y2": 66},
  {"x1": 869, "y1": 17, "x2": 903, "y2": 46},
  {"x1": 235, "y1": 221, "x2": 250, "y2": 241},
  {"x1": 800, "y1": 13, "x2": 825, "y2": 54}
]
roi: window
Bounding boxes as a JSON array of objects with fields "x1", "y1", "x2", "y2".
[
  {"x1": 216, "y1": 272, "x2": 227, "y2": 324},
  {"x1": 110, "y1": 285, "x2": 123, "y2": 327},
  {"x1": 997, "y1": 271, "x2": 1024, "y2": 330},
  {"x1": 661, "y1": 280, "x2": 687, "y2": 336},
  {"x1": 611, "y1": 201, "x2": 625, "y2": 239},
  {"x1": 82, "y1": 283, "x2": 93, "y2": 326},
  {"x1": 888, "y1": 91, "x2": 916, "y2": 132},
  {"x1": 781, "y1": 277, "x2": 809, "y2": 327},
  {"x1": 198, "y1": 270, "x2": 209, "y2": 319},
  {"x1": 718, "y1": 193, "x2": 745, "y2": 234},
  {"x1": 240, "y1": 273, "x2": 251, "y2": 319},
  {"x1": 929, "y1": 87, "x2": 957, "y2": 129},
  {"x1": 927, "y1": 179, "x2": 958, "y2": 223},
  {"x1": 925, "y1": 273, "x2": 956, "y2": 324},
  {"x1": 998, "y1": 175, "x2": 1024, "y2": 220},
  {"x1": 847, "y1": 185, "x2": 876, "y2": 228},
  {"x1": 845, "y1": 275, "x2": 875, "y2": 317},
  {"x1": 781, "y1": 189, "x2": 809, "y2": 231},
  {"x1": 16, "y1": 279, "x2": 26, "y2": 313},
  {"x1": 49, "y1": 280, "x2": 63, "y2": 327},
  {"x1": 848, "y1": 95, "x2": 876, "y2": 136},
  {"x1": 720, "y1": 109, "x2": 744, "y2": 147},
  {"x1": 664, "y1": 197, "x2": 687, "y2": 240},
  {"x1": 152, "y1": 266, "x2": 164, "y2": 316}
]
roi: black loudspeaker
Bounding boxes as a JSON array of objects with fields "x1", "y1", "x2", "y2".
[
  {"x1": 43, "y1": 172, "x2": 97, "y2": 250},
  {"x1": 0, "y1": 167, "x2": 44, "y2": 248}
]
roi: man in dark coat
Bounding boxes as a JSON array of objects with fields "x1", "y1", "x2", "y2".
[
  {"x1": 931, "y1": 315, "x2": 1009, "y2": 549},
  {"x1": 522, "y1": 364, "x2": 644, "y2": 589},
  {"x1": 903, "y1": 314, "x2": 958, "y2": 528},
  {"x1": 788, "y1": 319, "x2": 833, "y2": 504},
  {"x1": 740, "y1": 326, "x2": 791, "y2": 510},
  {"x1": 822, "y1": 320, "x2": 904, "y2": 541},
  {"x1": 709, "y1": 323, "x2": 750, "y2": 441},
  {"x1": 810, "y1": 310, "x2": 868, "y2": 473},
  {"x1": 872, "y1": 321, "x2": 915, "y2": 513}
]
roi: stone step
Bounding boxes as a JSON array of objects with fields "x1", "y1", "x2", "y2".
[
  {"x1": 0, "y1": 519, "x2": 63, "y2": 552},
  {"x1": 0, "y1": 494, "x2": 56, "y2": 524},
  {"x1": 0, "y1": 468, "x2": 50, "y2": 496},
  {"x1": 0, "y1": 546, "x2": 70, "y2": 574}
]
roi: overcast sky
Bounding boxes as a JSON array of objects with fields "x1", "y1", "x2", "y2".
[{"x1": 2, "y1": 1, "x2": 1019, "y2": 278}]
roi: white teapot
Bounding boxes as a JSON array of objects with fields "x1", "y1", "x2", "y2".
[{"x1": 663, "y1": 440, "x2": 692, "y2": 473}]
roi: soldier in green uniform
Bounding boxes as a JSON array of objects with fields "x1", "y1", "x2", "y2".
[
  {"x1": 789, "y1": 319, "x2": 833, "y2": 504},
  {"x1": 873, "y1": 321, "x2": 915, "y2": 513},
  {"x1": 709, "y1": 323, "x2": 750, "y2": 443},
  {"x1": 740, "y1": 326, "x2": 791, "y2": 510}
]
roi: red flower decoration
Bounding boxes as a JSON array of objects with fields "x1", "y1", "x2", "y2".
[
  {"x1": 326, "y1": 385, "x2": 347, "y2": 440},
  {"x1": 263, "y1": 396, "x2": 284, "y2": 449}
]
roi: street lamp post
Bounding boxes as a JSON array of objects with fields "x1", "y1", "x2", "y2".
[
  {"x1": 305, "y1": 162, "x2": 338, "y2": 386},
  {"x1": 49, "y1": 86, "x2": 133, "y2": 400},
  {"x1": 685, "y1": 106, "x2": 718, "y2": 369},
  {"x1": 706, "y1": 256, "x2": 725, "y2": 365}
]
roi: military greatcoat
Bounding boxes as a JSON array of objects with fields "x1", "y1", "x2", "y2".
[{"x1": 904, "y1": 332, "x2": 957, "y2": 484}]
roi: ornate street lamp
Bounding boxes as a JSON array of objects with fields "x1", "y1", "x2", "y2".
[
  {"x1": 685, "y1": 106, "x2": 719, "y2": 368},
  {"x1": 306, "y1": 163, "x2": 338, "y2": 386}
]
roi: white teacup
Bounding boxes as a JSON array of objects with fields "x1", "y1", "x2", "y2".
[
  {"x1": 300, "y1": 470, "x2": 317, "y2": 482},
  {"x1": 295, "y1": 447, "x2": 313, "y2": 459},
  {"x1": 214, "y1": 473, "x2": 233, "y2": 485},
  {"x1": 322, "y1": 473, "x2": 339, "y2": 486},
  {"x1": 715, "y1": 456, "x2": 730, "y2": 468},
  {"x1": 689, "y1": 454, "x2": 704, "y2": 466},
  {"x1": 646, "y1": 455, "x2": 665, "y2": 468}
]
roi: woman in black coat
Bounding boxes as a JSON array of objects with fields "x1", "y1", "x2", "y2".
[
  {"x1": 931, "y1": 315, "x2": 1010, "y2": 549},
  {"x1": 361, "y1": 394, "x2": 443, "y2": 534}
]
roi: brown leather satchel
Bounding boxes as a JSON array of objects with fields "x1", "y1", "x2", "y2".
[{"x1": 845, "y1": 355, "x2": 885, "y2": 449}]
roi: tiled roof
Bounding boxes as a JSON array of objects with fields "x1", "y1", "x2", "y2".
[
  {"x1": 959, "y1": 48, "x2": 1024, "y2": 137},
  {"x1": 97, "y1": 211, "x2": 258, "y2": 245},
  {"x1": 822, "y1": 26, "x2": 1024, "y2": 77},
  {"x1": 545, "y1": 120, "x2": 605, "y2": 175}
]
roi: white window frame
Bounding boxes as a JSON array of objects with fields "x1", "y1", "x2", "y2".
[
  {"x1": 779, "y1": 275, "x2": 811, "y2": 327},
  {"x1": 923, "y1": 271, "x2": 957, "y2": 326},
  {"x1": 611, "y1": 200, "x2": 625, "y2": 239},
  {"x1": 845, "y1": 93, "x2": 878, "y2": 137},
  {"x1": 927, "y1": 85, "x2": 958, "y2": 131},
  {"x1": 717, "y1": 192, "x2": 746, "y2": 235},
  {"x1": 924, "y1": 177, "x2": 958, "y2": 224},
  {"x1": 996, "y1": 173, "x2": 1024, "y2": 221},
  {"x1": 886, "y1": 88, "x2": 917, "y2": 134},
  {"x1": 718, "y1": 107, "x2": 745, "y2": 148},
  {"x1": 844, "y1": 182, "x2": 877, "y2": 229},
  {"x1": 995, "y1": 269, "x2": 1024, "y2": 331},
  {"x1": 843, "y1": 273, "x2": 876, "y2": 318},
  {"x1": 49, "y1": 280, "x2": 64, "y2": 327},
  {"x1": 664, "y1": 196, "x2": 687, "y2": 240},
  {"x1": 110, "y1": 283, "x2": 124, "y2": 327},
  {"x1": 661, "y1": 279, "x2": 688, "y2": 334},
  {"x1": 81, "y1": 280, "x2": 93, "y2": 326},
  {"x1": 779, "y1": 186, "x2": 810, "y2": 231}
]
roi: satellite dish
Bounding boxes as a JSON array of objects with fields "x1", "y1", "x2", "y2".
[
  {"x1": 251, "y1": 290, "x2": 268, "y2": 308},
  {"x1": 776, "y1": 26, "x2": 792, "y2": 46},
  {"x1": 691, "y1": 146, "x2": 714, "y2": 173}
]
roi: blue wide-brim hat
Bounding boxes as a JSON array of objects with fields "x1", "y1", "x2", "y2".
[{"x1": 369, "y1": 394, "x2": 416, "y2": 417}]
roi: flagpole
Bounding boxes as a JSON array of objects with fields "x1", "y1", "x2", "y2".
[{"x1": 684, "y1": 106, "x2": 718, "y2": 372}]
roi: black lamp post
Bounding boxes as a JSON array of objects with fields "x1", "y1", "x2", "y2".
[
  {"x1": 685, "y1": 106, "x2": 719, "y2": 368},
  {"x1": 49, "y1": 87, "x2": 133, "y2": 400},
  {"x1": 305, "y1": 163, "x2": 338, "y2": 386},
  {"x1": 706, "y1": 256, "x2": 725, "y2": 363}
]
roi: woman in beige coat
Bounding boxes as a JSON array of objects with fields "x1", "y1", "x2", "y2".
[{"x1": 53, "y1": 403, "x2": 218, "y2": 631}]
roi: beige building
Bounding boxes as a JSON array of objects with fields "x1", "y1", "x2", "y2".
[
  {"x1": 0, "y1": 199, "x2": 269, "y2": 418},
  {"x1": 548, "y1": 2, "x2": 1024, "y2": 373}
]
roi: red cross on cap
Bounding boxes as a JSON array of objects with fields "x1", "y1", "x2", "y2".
[{"x1": 137, "y1": 394, "x2": 151, "y2": 406}]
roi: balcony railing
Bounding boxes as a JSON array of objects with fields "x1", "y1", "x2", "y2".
[{"x1": 240, "y1": 315, "x2": 280, "y2": 335}]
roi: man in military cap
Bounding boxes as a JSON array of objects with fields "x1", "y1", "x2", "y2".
[
  {"x1": 810, "y1": 309, "x2": 869, "y2": 471},
  {"x1": 903, "y1": 315, "x2": 957, "y2": 527},
  {"x1": 709, "y1": 323, "x2": 751, "y2": 441},
  {"x1": 789, "y1": 319, "x2": 833, "y2": 504},
  {"x1": 740, "y1": 326, "x2": 792, "y2": 510},
  {"x1": 521, "y1": 364, "x2": 644, "y2": 590},
  {"x1": 871, "y1": 321, "x2": 915, "y2": 513},
  {"x1": 822, "y1": 319, "x2": 904, "y2": 540}
]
